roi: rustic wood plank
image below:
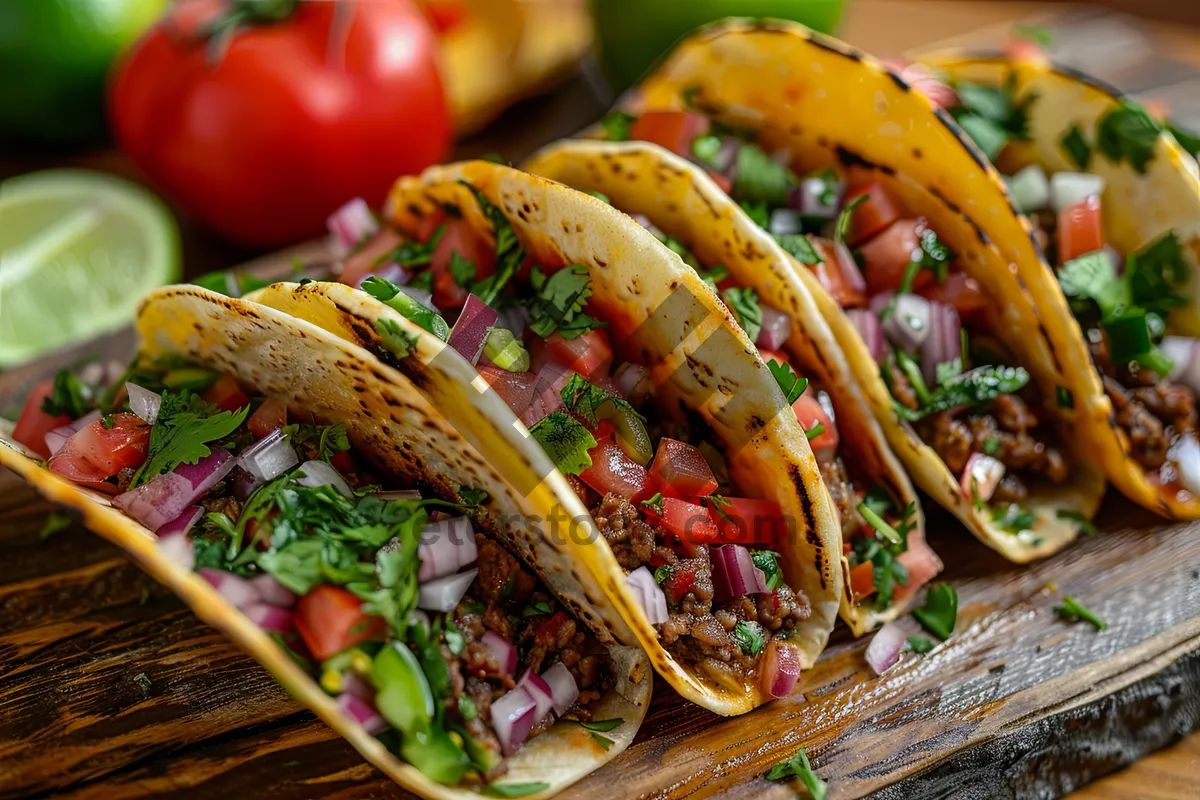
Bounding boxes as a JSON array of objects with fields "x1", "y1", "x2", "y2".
[{"x1": 1069, "y1": 730, "x2": 1200, "y2": 799}]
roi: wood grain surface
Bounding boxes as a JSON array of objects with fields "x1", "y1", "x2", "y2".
[{"x1": 5, "y1": 3, "x2": 1200, "y2": 799}]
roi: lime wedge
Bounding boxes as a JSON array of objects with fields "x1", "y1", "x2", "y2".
[{"x1": 0, "y1": 169, "x2": 180, "y2": 367}]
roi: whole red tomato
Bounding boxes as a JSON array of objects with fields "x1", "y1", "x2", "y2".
[{"x1": 110, "y1": 0, "x2": 451, "y2": 247}]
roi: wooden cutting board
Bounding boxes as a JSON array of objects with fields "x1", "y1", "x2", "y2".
[{"x1": 4, "y1": 6, "x2": 1200, "y2": 800}]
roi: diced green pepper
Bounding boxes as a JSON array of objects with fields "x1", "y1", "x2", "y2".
[
  {"x1": 483, "y1": 328, "x2": 531, "y2": 372},
  {"x1": 598, "y1": 400, "x2": 653, "y2": 465}
]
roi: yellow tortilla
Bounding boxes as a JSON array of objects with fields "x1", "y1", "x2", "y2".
[
  {"x1": 0, "y1": 287, "x2": 651, "y2": 800},
  {"x1": 599, "y1": 18, "x2": 1106, "y2": 562},
  {"x1": 250, "y1": 159, "x2": 843, "y2": 714},
  {"x1": 921, "y1": 51, "x2": 1200, "y2": 520},
  {"x1": 522, "y1": 139, "x2": 938, "y2": 635}
]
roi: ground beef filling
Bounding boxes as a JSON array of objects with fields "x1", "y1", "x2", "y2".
[
  {"x1": 918, "y1": 393, "x2": 1071, "y2": 503},
  {"x1": 817, "y1": 455, "x2": 868, "y2": 544},
  {"x1": 1090, "y1": 336, "x2": 1198, "y2": 470},
  {"x1": 448, "y1": 534, "x2": 611, "y2": 780},
  {"x1": 591, "y1": 494, "x2": 811, "y2": 675}
]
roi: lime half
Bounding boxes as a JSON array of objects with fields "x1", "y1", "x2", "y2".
[{"x1": 0, "y1": 169, "x2": 180, "y2": 367}]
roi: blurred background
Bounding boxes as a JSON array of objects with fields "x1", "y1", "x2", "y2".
[{"x1": 4, "y1": 0, "x2": 1200, "y2": 371}]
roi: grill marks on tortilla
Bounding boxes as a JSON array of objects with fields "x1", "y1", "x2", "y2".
[{"x1": 835, "y1": 146, "x2": 895, "y2": 176}]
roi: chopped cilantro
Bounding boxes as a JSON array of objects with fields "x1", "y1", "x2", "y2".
[
  {"x1": 318, "y1": 424, "x2": 350, "y2": 463},
  {"x1": 913, "y1": 227, "x2": 955, "y2": 284},
  {"x1": 775, "y1": 233, "x2": 823, "y2": 265},
  {"x1": 892, "y1": 365, "x2": 1029, "y2": 422},
  {"x1": 730, "y1": 620, "x2": 766, "y2": 656},
  {"x1": 42, "y1": 370, "x2": 90, "y2": 418},
  {"x1": 459, "y1": 182, "x2": 524, "y2": 304},
  {"x1": 1167, "y1": 121, "x2": 1200, "y2": 157},
  {"x1": 860, "y1": 485, "x2": 894, "y2": 518},
  {"x1": 691, "y1": 135, "x2": 723, "y2": 168},
  {"x1": 1096, "y1": 100, "x2": 1162, "y2": 173},
  {"x1": 913, "y1": 583, "x2": 958, "y2": 640},
  {"x1": 992, "y1": 502, "x2": 1036, "y2": 534},
  {"x1": 805, "y1": 421, "x2": 825, "y2": 440},
  {"x1": 1054, "y1": 595, "x2": 1107, "y2": 630},
  {"x1": 1127, "y1": 231, "x2": 1190, "y2": 321},
  {"x1": 906, "y1": 636, "x2": 934, "y2": 654},
  {"x1": 484, "y1": 782, "x2": 551, "y2": 798},
  {"x1": 529, "y1": 412, "x2": 596, "y2": 476},
  {"x1": 601, "y1": 111, "x2": 635, "y2": 141},
  {"x1": 560, "y1": 374, "x2": 642, "y2": 428},
  {"x1": 374, "y1": 318, "x2": 419, "y2": 359},
  {"x1": 751, "y1": 549, "x2": 784, "y2": 590},
  {"x1": 767, "y1": 359, "x2": 808, "y2": 404},
  {"x1": 1056, "y1": 509, "x2": 1099, "y2": 536},
  {"x1": 857, "y1": 501, "x2": 902, "y2": 545},
  {"x1": 101, "y1": 414, "x2": 115, "y2": 430},
  {"x1": 129, "y1": 392, "x2": 250, "y2": 488},
  {"x1": 853, "y1": 537, "x2": 908, "y2": 609},
  {"x1": 738, "y1": 199, "x2": 770, "y2": 229},
  {"x1": 949, "y1": 76, "x2": 1034, "y2": 160},
  {"x1": 641, "y1": 492, "x2": 665, "y2": 516},
  {"x1": 722, "y1": 286, "x2": 762, "y2": 342},
  {"x1": 732, "y1": 143, "x2": 796, "y2": 206},
  {"x1": 590, "y1": 732, "x2": 614, "y2": 750},
  {"x1": 388, "y1": 224, "x2": 446, "y2": 268},
  {"x1": 458, "y1": 486, "x2": 489, "y2": 507},
  {"x1": 521, "y1": 601, "x2": 554, "y2": 618},
  {"x1": 1060, "y1": 125, "x2": 1092, "y2": 170},
  {"x1": 1057, "y1": 386, "x2": 1074, "y2": 409},
  {"x1": 449, "y1": 250, "x2": 477, "y2": 289},
  {"x1": 935, "y1": 357, "x2": 963, "y2": 387},
  {"x1": 835, "y1": 193, "x2": 868, "y2": 248},
  {"x1": 654, "y1": 563, "x2": 672, "y2": 583},
  {"x1": 695, "y1": 263, "x2": 730, "y2": 291},
  {"x1": 580, "y1": 718, "x2": 624, "y2": 732},
  {"x1": 983, "y1": 436, "x2": 1000, "y2": 456},
  {"x1": 766, "y1": 747, "x2": 827, "y2": 799},
  {"x1": 957, "y1": 113, "x2": 1010, "y2": 161},
  {"x1": 526, "y1": 264, "x2": 605, "y2": 340},
  {"x1": 39, "y1": 510, "x2": 72, "y2": 540}
]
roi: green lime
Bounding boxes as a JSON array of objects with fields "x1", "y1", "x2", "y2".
[{"x1": 0, "y1": 169, "x2": 180, "y2": 367}]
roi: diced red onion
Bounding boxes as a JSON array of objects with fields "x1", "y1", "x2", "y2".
[
  {"x1": 768, "y1": 208, "x2": 803, "y2": 236},
  {"x1": 849, "y1": 309, "x2": 888, "y2": 362},
  {"x1": 340, "y1": 669, "x2": 376, "y2": 702},
  {"x1": 416, "y1": 568, "x2": 477, "y2": 612},
  {"x1": 447, "y1": 294, "x2": 498, "y2": 366},
  {"x1": 761, "y1": 640, "x2": 802, "y2": 698},
  {"x1": 711, "y1": 545, "x2": 768, "y2": 604},
  {"x1": 827, "y1": 240, "x2": 867, "y2": 295},
  {"x1": 1050, "y1": 172, "x2": 1106, "y2": 214},
  {"x1": 237, "y1": 428, "x2": 298, "y2": 483},
  {"x1": 960, "y1": 453, "x2": 1006, "y2": 504},
  {"x1": 357, "y1": 262, "x2": 410, "y2": 289},
  {"x1": 336, "y1": 692, "x2": 388, "y2": 735},
  {"x1": 491, "y1": 687, "x2": 538, "y2": 756},
  {"x1": 157, "y1": 531, "x2": 195, "y2": 571},
  {"x1": 517, "y1": 669, "x2": 555, "y2": 723},
  {"x1": 174, "y1": 448, "x2": 236, "y2": 495},
  {"x1": 115, "y1": 450, "x2": 234, "y2": 531},
  {"x1": 864, "y1": 621, "x2": 909, "y2": 675},
  {"x1": 756, "y1": 304, "x2": 793, "y2": 351},
  {"x1": 541, "y1": 662, "x2": 579, "y2": 716},
  {"x1": 920, "y1": 301, "x2": 962, "y2": 387},
  {"x1": 198, "y1": 568, "x2": 258, "y2": 609},
  {"x1": 327, "y1": 197, "x2": 378, "y2": 256},
  {"x1": 376, "y1": 489, "x2": 423, "y2": 501},
  {"x1": 613, "y1": 362, "x2": 652, "y2": 405},
  {"x1": 251, "y1": 574, "x2": 297, "y2": 608},
  {"x1": 495, "y1": 305, "x2": 530, "y2": 339},
  {"x1": 625, "y1": 566, "x2": 669, "y2": 624},
  {"x1": 418, "y1": 516, "x2": 478, "y2": 581},
  {"x1": 1172, "y1": 435, "x2": 1200, "y2": 496},
  {"x1": 482, "y1": 630, "x2": 518, "y2": 677},
  {"x1": 294, "y1": 460, "x2": 352, "y2": 497},
  {"x1": 1161, "y1": 337, "x2": 1200, "y2": 395},
  {"x1": 158, "y1": 505, "x2": 204, "y2": 538},
  {"x1": 126, "y1": 383, "x2": 162, "y2": 425},
  {"x1": 44, "y1": 425, "x2": 74, "y2": 456},
  {"x1": 711, "y1": 137, "x2": 742, "y2": 173},
  {"x1": 243, "y1": 601, "x2": 293, "y2": 633},
  {"x1": 71, "y1": 410, "x2": 102, "y2": 432},
  {"x1": 789, "y1": 177, "x2": 843, "y2": 219},
  {"x1": 882, "y1": 293, "x2": 932, "y2": 353}
]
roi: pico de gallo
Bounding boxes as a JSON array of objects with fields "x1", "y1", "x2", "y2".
[
  {"x1": 922, "y1": 65, "x2": 1200, "y2": 504},
  {"x1": 603, "y1": 100, "x2": 1075, "y2": 541},
  {"x1": 326, "y1": 187, "x2": 810, "y2": 697},
  {"x1": 10, "y1": 359, "x2": 619, "y2": 789}
]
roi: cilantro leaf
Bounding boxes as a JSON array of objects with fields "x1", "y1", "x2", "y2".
[
  {"x1": 913, "y1": 227, "x2": 955, "y2": 283},
  {"x1": 1056, "y1": 508, "x2": 1099, "y2": 536},
  {"x1": 42, "y1": 370, "x2": 90, "y2": 418},
  {"x1": 892, "y1": 366, "x2": 1030, "y2": 422},
  {"x1": 580, "y1": 718, "x2": 624, "y2": 732},
  {"x1": 1167, "y1": 121, "x2": 1200, "y2": 157},
  {"x1": 766, "y1": 747, "x2": 827, "y2": 799},
  {"x1": 992, "y1": 502, "x2": 1037, "y2": 534},
  {"x1": 767, "y1": 359, "x2": 808, "y2": 404},
  {"x1": 641, "y1": 492, "x2": 665, "y2": 516},
  {"x1": 852, "y1": 537, "x2": 908, "y2": 609},
  {"x1": 485, "y1": 782, "x2": 551, "y2": 798},
  {"x1": 907, "y1": 636, "x2": 935, "y2": 653},
  {"x1": 449, "y1": 250, "x2": 477, "y2": 289},
  {"x1": 1058, "y1": 249, "x2": 1128, "y2": 318},
  {"x1": 695, "y1": 263, "x2": 730, "y2": 291},
  {"x1": 374, "y1": 318, "x2": 419, "y2": 359},
  {"x1": 956, "y1": 113, "x2": 1010, "y2": 161},
  {"x1": 360, "y1": 276, "x2": 449, "y2": 340},
  {"x1": 857, "y1": 500, "x2": 903, "y2": 545},
  {"x1": 590, "y1": 732, "x2": 614, "y2": 750},
  {"x1": 730, "y1": 620, "x2": 766, "y2": 656},
  {"x1": 389, "y1": 224, "x2": 445, "y2": 268},
  {"x1": 130, "y1": 392, "x2": 250, "y2": 488},
  {"x1": 1054, "y1": 595, "x2": 1107, "y2": 630},
  {"x1": 835, "y1": 193, "x2": 868, "y2": 248},
  {"x1": 654, "y1": 563, "x2": 672, "y2": 583},
  {"x1": 732, "y1": 143, "x2": 796, "y2": 207},
  {"x1": 738, "y1": 199, "x2": 770, "y2": 229},
  {"x1": 318, "y1": 424, "x2": 350, "y2": 463},
  {"x1": 751, "y1": 549, "x2": 784, "y2": 590},
  {"x1": 775, "y1": 233, "x2": 823, "y2": 265},
  {"x1": 600, "y1": 111, "x2": 635, "y2": 142},
  {"x1": 526, "y1": 264, "x2": 604, "y2": 340},
  {"x1": 560, "y1": 374, "x2": 642, "y2": 428},
  {"x1": 913, "y1": 583, "x2": 958, "y2": 640},
  {"x1": 1127, "y1": 231, "x2": 1190, "y2": 320},
  {"x1": 529, "y1": 412, "x2": 596, "y2": 476},
  {"x1": 722, "y1": 286, "x2": 762, "y2": 342},
  {"x1": 691, "y1": 135, "x2": 723, "y2": 168},
  {"x1": 1060, "y1": 124, "x2": 1092, "y2": 170},
  {"x1": 460, "y1": 182, "x2": 524, "y2": 305},
  {"x1": 1097, "y1": 101, "x2": 1162, "y2": 173}
]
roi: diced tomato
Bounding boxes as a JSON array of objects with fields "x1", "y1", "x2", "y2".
[
  {"x1": 331, "y1": 450, "x2": 355, "y2": 474},
  {"x1": 293, "y1": 584, "x2": 387, "y2": 662},
  {"x1": 414, "y1": 206, "x2": 448, "y2": 243},
  {"x1": 649, "y1": 438, "x2": 718, "y2": 498},
  {"x1": 12, "y1": 380, "x2": 72, "y2": 459},
  {"x1": 705, "y1": 170, "x2": 732, "y2": 193},
  {"x1": 247, "y1": 398, "x2": 287, "y2": 439},
  {"x1": 791, "y1": 393, "x2": 838, "y2": 460},
  {"x1": 580, "y1": 435, "x2": 648, "y2": 499},
  {"x1": 1057, "y1": 195, "x2": 1104, "y2": 264},
  {"x1": 338, "y1": 228, "x2": 404, "y2": 288},
  {"x1": 543, "y1": 329, "x2": 612, "y2": 381},
  {"x1": 420, "y1": 0, "x2": 466, "y2": 34},
  {"x1": 707, "y1": 496, "x2": 788, "y2": 544},
  {"x1": 657, "y1": 497, "x2": 720, "y2": 544},
  {"x1": 48, "y1": 413, "x2": 150, "y2": 483},
  {"x1": 859, "y1": 220, "x2": 933, "y2": 295},
  {"x1": 844, "y1": 183, "x2": 901, "y2": 247},
  {"x1": 662, "y1": 560, "x2": 700, "y2": 602},
  {"x1": 1003, "y1": 37, "x2": 1045, "y2": 62},
  {"x1": 628, "y1": 110, "x2": 711, "y2": 157},
  {"x1": 849, "y1": 561, "x2": 875, "y2": 601},
  {"x1": 204, "y1": 375, "x2": 250, "y2": 413},
  {"x1": 479, "y1": 365, "x2": 539, "y2": 415},
  {"x1": 918, "y1": 272, "x2": 987, "y2": 319},
  {"x1": 758, "y1": 348, "x2": 789, "y2": 366},
  {"x1": 536, "y1": 611, "x2": 571, "y2": 641},
  {"x1": 809, "y1": 238, "x2": 868, "y2": 308},
  {"x1": 893, "y1": 545, "x2": 941, "y2": 603},
  {"x1": 429, "y1": 217, "x2": 496, "y2": 308}
]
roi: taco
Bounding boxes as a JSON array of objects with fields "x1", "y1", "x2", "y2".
[
  {"x1": 248, "y1": 158, "x2": 843, "y2": 714},
  {"x1": 521, "y1": 140, "x2": 940, "y2": 635},
  {"x1": 913, "y1": 48, "x2": 1200, "y2": 519},
  {"x1": 589, "y1": 18, "x2": 1106, "y2": 562},
  {"x1": 0, "y1": 287, "x2": 652, "y2": 799}
]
